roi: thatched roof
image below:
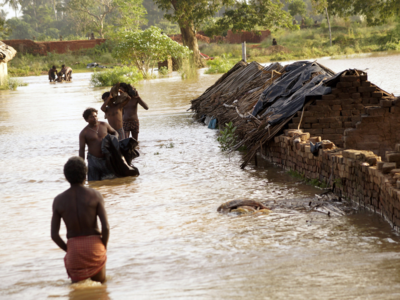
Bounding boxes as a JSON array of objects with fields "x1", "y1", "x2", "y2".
[{"x1": 0, "y1": 41, "x2": 17, "y2": 63}]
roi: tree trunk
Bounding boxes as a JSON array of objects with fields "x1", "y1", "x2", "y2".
[
  {"x1": 99, "y1": 18, "x2": 104, "y2": 38},
  {"x1": 325, "y1": 7, "x2": 332, "y2": 47},
  {"x1": 52, "y1": 0, "x2": 57, "y2": 20},
  {"x1": 179, "y1": 21, "x2": 205, "y2": 68}
]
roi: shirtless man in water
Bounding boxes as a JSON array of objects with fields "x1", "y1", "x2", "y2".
[
  {"x1": 60, "y1": 64, "x2": 73, "y2": 81},
  {"x1": 51, "y1": 156, "x2": 109, "y2": 283},
  {"x1": 120, "y1": 83, "x2": 149, "y2": 140},
  {"x1": 101, "y1": 90, "x2": 130, "y2": 140},
  {"x1": 48, "y1": 66, "x2": 58, "y2": 82},
  {"x1": 79, "y1": 108, "x2": 118, "y2": 181}
]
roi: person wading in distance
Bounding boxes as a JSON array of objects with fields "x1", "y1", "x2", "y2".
[{"x1": 51, "y1": 156, "x2": 110, "y2": 283}]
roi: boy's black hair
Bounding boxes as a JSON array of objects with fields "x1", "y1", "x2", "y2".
[{"x1": 64, "y1": 157, "x2": 87, "y2": 184}]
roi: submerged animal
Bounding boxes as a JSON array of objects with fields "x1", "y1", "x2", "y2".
[{"x1": 217, "y1": 200, "x2": 271, "y2": 215}]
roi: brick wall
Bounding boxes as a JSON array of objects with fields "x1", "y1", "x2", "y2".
[
  {"x1": 263, "y1": 130, "x2": 400, "y2": 230},
  {"x1": 288, "y1": 71, "x2": 399, "y2": 155},
  {"x1": 225, "y1": 30, "x2": 271, "y2": 44},
  {"x1": 2, "y1": 39, "x2": 106, "y2": 56}
]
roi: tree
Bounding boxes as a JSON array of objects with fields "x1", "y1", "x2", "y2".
[
  {"x1": 288, "y1": 0, "x2": 307, "y2": 18},
  {"x1": 65, "y1": 0, "x2": 118, "y2": 38},
  {"x1": 113, "y1": 26, "x2": 191, "y2": 77},
  {"x1": 323, "y1": 0, "x2": 399, "y2": 26},
  {"x1": 312, "y1": 0, "x2": 331, "y2": 46},
  {"x1": 2, "y1": 0, "x2": 19, "y2": 17},
  {"x1": 0, "y1": 15, "x2": 12, "y2": 39},
  {"x1": 153, "y1": 0, "x2": 293, "y2": 68}
]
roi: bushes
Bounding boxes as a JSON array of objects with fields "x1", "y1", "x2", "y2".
[
  {"x1": 0, "y1": 77, "x2": 28, "y2": 90},
  {"x1": 90, "y1": 66, "x2": 143, "y2": 87},
  {"x1": 205, "y1": 54, "x2": 236, "y2": 74}
]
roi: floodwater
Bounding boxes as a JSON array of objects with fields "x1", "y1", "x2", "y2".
[{"x1": 1, "y1": 54, "x2": 400, "y2": 300}]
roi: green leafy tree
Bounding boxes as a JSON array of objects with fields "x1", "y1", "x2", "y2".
[
  {"x1": 0, "y1": 16, "x2": 12, "y2": 39},
  {"x1": 323, "y1": 0, "x2": 399, "y2": 26},
  {"x1": 113, "y1": 26, "x2": 191, "y2": 77},
  {"x1": 153, "y1": 0, "x2": 293, "y2": 67},
  {"x1": 288, "y1": 0, "x2": 307, "y2": 18},
  {"x1": 2, "y1": 0, "x2": 19, "y2": 17}
]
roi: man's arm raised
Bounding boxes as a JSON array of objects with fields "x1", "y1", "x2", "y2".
[
  {"x1": 51, "y1": 198, "x2": 67, "y2": 252},
  {"x1": 137, "y1": 95, "x2": 149, "y2": 110},
  {"x1": 79, "y1": 131, "x2": 86, "y2": 159},
  {"x1": 96, "y1": 192, "x2": 109, "y2": 248},
  {"x1": 100, "y1": 94, "x2": 112, "y2": 113}
]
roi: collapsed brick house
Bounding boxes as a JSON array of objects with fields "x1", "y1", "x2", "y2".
[{"x1": 190, "y1": 60, "x2": 400, "y2": 229}]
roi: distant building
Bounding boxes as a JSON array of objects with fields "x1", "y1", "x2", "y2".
[{"x1": 0, "y1": 41, "x2": 17, "y2": 86}]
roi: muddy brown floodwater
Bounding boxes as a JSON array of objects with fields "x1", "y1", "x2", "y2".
[{"x1": 1, "y1": 54, "x2": 400, "y2": 300}]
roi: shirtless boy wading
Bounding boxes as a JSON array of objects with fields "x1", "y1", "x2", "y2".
[
  {"x1": 51, "y1": 157, "x2": 109, "y2": 283},
  {"x1": 79, "y1": 108, "x2": 118, "y2": 181},
  {"x1": 121, "y1": 83, "x2": 149, "y2": 140}
]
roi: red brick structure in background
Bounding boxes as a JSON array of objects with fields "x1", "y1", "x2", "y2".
[
  {"x1": 2, "y1": 39, "x2": 106, "y2": 56},
  {"x1": 225, "y1": 30, "x2": 271, "y2": 44},
  {"x1": 170, "y1": 30, "x2": 271, "y2": 45}
]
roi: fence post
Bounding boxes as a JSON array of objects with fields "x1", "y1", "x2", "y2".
[{"x1": 242, "y1": 41, "x2": 246, "y2": 62}]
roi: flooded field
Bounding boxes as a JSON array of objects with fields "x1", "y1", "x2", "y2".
[{"x1": 1, "y1": 54, "x2": 400, "y2": 299}]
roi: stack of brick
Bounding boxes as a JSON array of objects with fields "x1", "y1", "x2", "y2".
[
  {"x1": 264, "y1": 130, "x2": 400, "y2": 230},
  {"x1": 344, "y1": 97, "x2": 400, "y2": 157},
  {"x1": 288, "y1": 70, "x2": 396, "y2": 151}
]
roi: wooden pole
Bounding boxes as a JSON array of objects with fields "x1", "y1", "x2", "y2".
[{"x1": 242, "y1": 41, "x2": 246, "y2": 62}]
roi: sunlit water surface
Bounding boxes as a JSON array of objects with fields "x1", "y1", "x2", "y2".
[{"x1": 1, "y1": 55, "x2": 400, "y2": 300}]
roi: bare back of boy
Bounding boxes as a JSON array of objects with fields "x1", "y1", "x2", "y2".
[{"x1": 51, "y1": 185, "x2": 109, "y2": 282}]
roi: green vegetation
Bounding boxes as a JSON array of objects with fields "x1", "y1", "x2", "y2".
[
  {"x1": 199, "y1": 20, "x2": 400, "y2": 65},
  {"x1": 90, "y1": 66, "x2": 143, "y2": 87},
  {"x1": 287, "y1": 170, "x2": 329, "y2": 188},
  {"x1": 217, "y1": 121, "x2": 237, "y2": 151},
  {"x1": 0, "y1": 76, "x2": 28, "y2": 90},
  {"x1": 158, "y1": 66, "x2": 169, "y2": 76},
  {"x1": 205, "y1": 54, "x2": 235, "y2": 74},
  {"x1": 113, "y1": 26, "x2": 191, "y2": 78}
]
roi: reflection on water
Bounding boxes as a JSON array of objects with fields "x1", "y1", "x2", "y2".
[{"x1": 1, "y1": 55, "x2": 400, "y2": 299}]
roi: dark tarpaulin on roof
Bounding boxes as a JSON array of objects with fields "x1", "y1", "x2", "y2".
[{"x1": 252, "y1": 61, "x2": 333, "y2": 125}]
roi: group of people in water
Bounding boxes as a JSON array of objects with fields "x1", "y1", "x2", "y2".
[
  {"x1": 48, "y1": 65, "x2": 73, "y2": 82},
  {"x1": 51, "y1": 82, "x2": 148, "y2": 283}
]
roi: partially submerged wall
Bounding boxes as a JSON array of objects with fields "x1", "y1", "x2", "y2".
[
  {"x1": 263, "y1": 130, "x2": 400, "y2": 230},
  {"x1": 2, "y1": 39, "x2": 106, "y2": 55}
]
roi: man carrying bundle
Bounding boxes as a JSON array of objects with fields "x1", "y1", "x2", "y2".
[
  {"x1": 79, "y1": 107, "x2": 118, "y2": 181},
  {"x1": 61, "y1": 65, "x2": 73, "y2": 81},
  {"x1": 101, "y1": 85, "x2": 131, "y2": 141},
  {"x1": 51, "y1": 156, "x2": 109, "y2": 283}
]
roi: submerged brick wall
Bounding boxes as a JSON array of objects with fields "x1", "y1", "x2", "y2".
[
  {"x1": 2, "y1": 39, "x2": 106, "y2": 56},
  {"x1": 262, "y1": 130, "x2": 400, "y2": 230}
]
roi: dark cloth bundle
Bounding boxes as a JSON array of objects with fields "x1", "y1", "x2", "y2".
[{"x1": 101, "y1": 134, "x2": 140, "y2": 177}]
